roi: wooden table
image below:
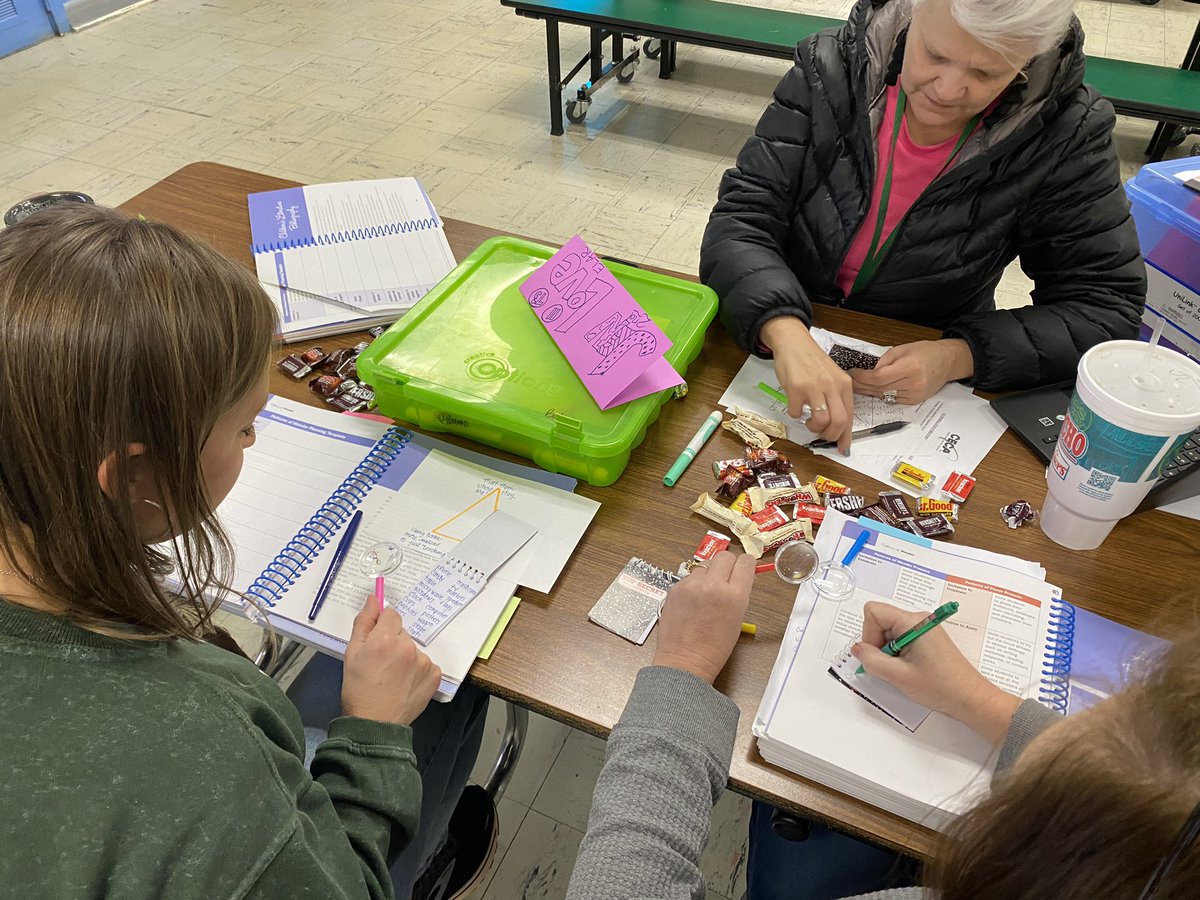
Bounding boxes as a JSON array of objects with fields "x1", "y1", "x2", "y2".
[{"x1": 122, "y1": 162, "x2": 1200, "y2": 859}]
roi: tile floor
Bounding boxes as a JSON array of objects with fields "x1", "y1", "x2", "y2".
[{"x1": 2, "y1": 0, "x2": 1196, "y2": 896}]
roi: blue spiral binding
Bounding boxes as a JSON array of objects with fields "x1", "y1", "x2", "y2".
[
  {"x1": 1038, "y1": 598, "x2": 1076, "y2": 713},
  {"x1": 243, "y1": 427, "x2": 411, "y2": 609},
  {"x1": 250, "y1": 218, "x2": 440, "y2": 254}
]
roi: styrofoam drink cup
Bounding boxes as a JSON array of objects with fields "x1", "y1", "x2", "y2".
[{"x1": 1041, "y1": 340, "x2": 1200, "y2": 550}]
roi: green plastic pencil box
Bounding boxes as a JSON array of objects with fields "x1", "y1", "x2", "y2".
[{"x1": 356, "y1": 236, "x2": 718, "y2": 486}]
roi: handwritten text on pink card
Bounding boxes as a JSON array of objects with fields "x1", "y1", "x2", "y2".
[{"x1": 520, "y1": 236, "x2": 682, "y2": 409}]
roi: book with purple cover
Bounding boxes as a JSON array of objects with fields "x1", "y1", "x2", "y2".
[{"x1": 247, "y1": 177, "x2": 455, "y2": 342}]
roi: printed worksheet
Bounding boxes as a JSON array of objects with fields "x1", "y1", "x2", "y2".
[{"x1": 719, "y1": 328, "x2": 1007, "y2": 495}]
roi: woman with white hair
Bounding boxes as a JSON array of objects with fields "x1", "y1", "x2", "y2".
[{"x1": 700, "y1": 0, "x2": 1145, "y2": 454}]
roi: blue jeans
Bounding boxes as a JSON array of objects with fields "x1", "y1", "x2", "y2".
[
  {"x1": 286, "y1": 653, "x2": 488, "y2": 898},
  {"x1": 746, "y1": 801, "x2": 920, "y2": 900}
]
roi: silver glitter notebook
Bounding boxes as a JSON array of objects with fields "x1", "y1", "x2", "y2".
[{"x1": 588, "y1": 557, "x2": 678, "y2": 645}]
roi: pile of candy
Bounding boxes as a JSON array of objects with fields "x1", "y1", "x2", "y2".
[
  {"x1": 277, "y1": 339, "x2": 378, "y2": 413},
  {"x1": 689, "y1": 436, "x2": 980, "y2": 561}
]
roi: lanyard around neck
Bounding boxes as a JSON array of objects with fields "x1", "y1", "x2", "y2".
[{"x1": 851, "y1": 87, "x2": 981, "y2": 295}]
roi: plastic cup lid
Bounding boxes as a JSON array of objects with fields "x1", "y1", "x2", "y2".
[{"x1": 1083, "y1": 341, "x2": 1200, "y2": 420}]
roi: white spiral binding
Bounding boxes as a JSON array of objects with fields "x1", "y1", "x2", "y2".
[
  {"x1": 1038, "y1": 598, "x2": 1075, "y2": 713},
  {"x1": 243, "y1": 427, "x2": 410, "y2": 609},
  {"x1": 441, "y1": 557, "x2": 487, "y2": 585}
]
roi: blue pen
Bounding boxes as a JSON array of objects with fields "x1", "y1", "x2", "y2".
[
  {"x1": 308, "y1": 510, "x2": 364, "y2": 621},
  {"x1": 840, "y1": 530, "x2": 870, "y2": 567}
]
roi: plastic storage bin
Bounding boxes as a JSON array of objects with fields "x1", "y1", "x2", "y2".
[
  {"x1": 1125, "y1": 158, "x2": 1200, "y2": 359},
  {"x1": 357, "y1": 237, "x2": 718, "y2": 486}
]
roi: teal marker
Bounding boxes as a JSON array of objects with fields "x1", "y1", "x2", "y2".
[
  {"x1": 757, "y1": 381, "x2": 788, "y2": 405},
  {"x1": 664, "y1": 410, "x2": 723, "y2": 487},
  {"x1": 856, "y1": 601, "x2": 960, "y2": 674}
]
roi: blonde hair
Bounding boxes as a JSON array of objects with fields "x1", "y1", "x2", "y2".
[
  {"x1": 0, "y1": 205, "x2": 277, "y2": 640},
  {"x1": 916, "y1": 0, "x2": 1078, "y2": 64},
  {"x1": 931, "y1": 634, "x2": 1200, "y2": 898}
]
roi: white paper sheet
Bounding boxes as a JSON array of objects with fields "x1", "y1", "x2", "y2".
[{"x1": 718, "y1": 329, "x2": 1009, "y2": 496}]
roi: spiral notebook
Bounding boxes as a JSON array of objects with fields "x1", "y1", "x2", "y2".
[
  {"x1": 219, "y1": 397, "x2": 599, "y2": 701},
  {"x1": 247, "y1": 177, "x2": 456, "y2": 342},
  {"x1": 754, "y1": 510, "x2": 1090, "y2": 829}
]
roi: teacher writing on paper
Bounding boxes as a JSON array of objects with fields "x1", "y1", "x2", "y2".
[{"x1": 700, "y1": 0, "x2": 1145, "y2": 452}]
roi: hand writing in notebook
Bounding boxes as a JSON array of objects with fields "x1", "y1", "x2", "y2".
[
  {"x1": 852, "y1": 601, "x2": 1020, "y2": 745},
  {"x1": 342, "y1": 591, "x2": 441, "y2": 726}
]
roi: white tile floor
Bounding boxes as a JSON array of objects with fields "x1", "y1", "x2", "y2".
[{"x1": 3, "y1": 0, "x2": 1197, "y2": 896}]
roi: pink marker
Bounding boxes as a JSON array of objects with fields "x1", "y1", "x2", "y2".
[{"x1": 375, "y1": 576, "x2": 386, "y2": 611}]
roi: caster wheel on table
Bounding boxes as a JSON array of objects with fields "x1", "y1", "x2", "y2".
[
  {"x1": 565, "y1": 99, "x2": 590, "y2": 124},
  {"x1": 616, "y1": 59, "x2": 638, "y2": 83},
  {"x1": 643, "y1": 38, "x2": 661, "y2": 59}
]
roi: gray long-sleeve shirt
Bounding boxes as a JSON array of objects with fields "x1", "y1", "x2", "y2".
[{"x1": 566, "y1": 666, "x2": 1059, "y2": 900}]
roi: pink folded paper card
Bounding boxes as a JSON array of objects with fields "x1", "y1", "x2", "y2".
[{"x1": 519, "y1": 235, "x2": 684, "y2": 410}]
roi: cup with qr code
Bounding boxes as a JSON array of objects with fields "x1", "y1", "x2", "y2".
[{"x1": 1041, "y1": 341, "x2": 1200, "y2": 550}]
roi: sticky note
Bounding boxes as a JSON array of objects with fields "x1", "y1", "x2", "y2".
[
  {"x1": 477, "y1": 596, "x2": 521, "y2": 660},
  {"x1": 519, "y1": 235, "x2": 684, "y2": 409}
]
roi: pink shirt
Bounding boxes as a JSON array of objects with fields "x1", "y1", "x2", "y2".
[{"x1": 836, "y1": 83, "x2": 964, "y2": 297}]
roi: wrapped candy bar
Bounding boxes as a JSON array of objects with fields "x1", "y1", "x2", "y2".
[
  {"x1": 918, "y1": 497, "x2": 959, "y2": 521},
  {"x1": 748, "y1": 480, "x2": 806, "y2": 513},
  {"x1": 858, "y1": 502, "x2": 900, "y2": 528},
  {"x1": 730, "y1": 407, "x2": 788, "y2": 439},
  {"x1": 943, "y1": 471, "x2": 977, "y2": 503},
  {"x1": 278, "y1": 346, "x2": 327, "y2": 380},
  {"x1": 825, "y1": 494, "x2": 866, "y2": 514},
  {"x1": 756, "y1": 472, "x2": 798, "y2": 491},
  {"x1": 909, "y1": 515, "x2": 955, "y2": 538},
  {"x1": 309, "y1": 374, "x2": 344, "y2": 398},
  {"x1": 793, "y1": 501, "x2": 826, "y2": 526},
  {"x1": 744, "y1": 518, "x2": 815, "y2": 558},
  {"x1": 712, "y1": 458, "x2": 751, "y2": 480},
  {"x1": 745, "y1": 446, "x2": 792, "y2": 475},
  {"x1": 794, "y1": 483, "x2": 822, "y2": 504},
  {"x1": 689, "y1": 493, "x2": 761, "y2": 554},
  {"x1": 714, "y1": 470, "x2": 754, "y2": 501},
  {"x1": 748, "y1": 506, "x2": 790, "y2": 532},
  {"x1": 693, "y1": 531, "x2": 731, "y2": 561},
  {"x1": 891, "y1": 461, "x2": 935, "y2": 492},
  {"x1": 878, "y1": 491, "x2": 915, "y2": 521},
  {"x1": 814, "y1": 475, "x2": 850, "y2": 495},
  {"x1": 729, "y1": 491, "x2": 755, "y2": 517},
  {"x1": 722, "y1": 418, "x2": 773, "y2": 449}
]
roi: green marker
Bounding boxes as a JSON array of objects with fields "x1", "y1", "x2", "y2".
[
  {"x1": 856, "y1": 601, "x2": 960, "y2": 674},
  {"x1": 664, "y1": 410, "x2": 723, "y2": 487},
  {"x1": 757, "y1": 381, "x2": 788, "y2": 405}
]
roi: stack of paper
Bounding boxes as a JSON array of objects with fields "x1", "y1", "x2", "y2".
[{"x1": 753, "y1": 509, "x2": 1058, "y2": 830}]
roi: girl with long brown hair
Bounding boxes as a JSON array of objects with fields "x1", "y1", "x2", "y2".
[{"x1": 0, "y1": 204, "x2": 465, "y2": 899}]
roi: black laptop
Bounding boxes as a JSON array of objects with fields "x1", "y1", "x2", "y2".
[{"x1": 991, "y1": 381, "x2": 1200, "y2": 509}]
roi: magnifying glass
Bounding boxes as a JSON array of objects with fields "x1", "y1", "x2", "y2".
[
  {"x1": 360, "y1": 541, "x2": 403, "y2": 577},
  {"x1": 811, "y1": 530, "x2": 869, "y2": 602}
]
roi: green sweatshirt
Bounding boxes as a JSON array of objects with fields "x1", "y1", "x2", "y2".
[{"x1": 0, "y1": 599, "x2": 420, "y2": 899}]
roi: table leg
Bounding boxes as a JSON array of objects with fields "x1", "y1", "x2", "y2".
[
  {"x1": 659, "y1": 38, "x2": 672, "y2": 79},
  {"x1": 590, "y1": 27, "x2": 603, "y2": 82},
  {"x1": 547, "y1": 18, "x2": 563, "y2": 136}
]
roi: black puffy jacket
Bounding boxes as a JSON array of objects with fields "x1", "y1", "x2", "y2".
[{"x1": 699, "y1": 0, "x2": 1146, "y2": 390}]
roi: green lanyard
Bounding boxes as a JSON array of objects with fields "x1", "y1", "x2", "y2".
[{"x1": 851, "y1": 88, "x2": 981, "y2": 295}]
